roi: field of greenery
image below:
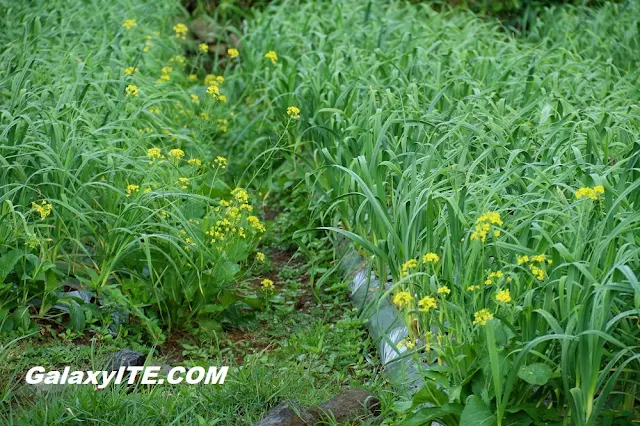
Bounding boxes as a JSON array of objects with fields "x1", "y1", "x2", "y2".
[{"x1": 1, "y1": 0, "x2": 639, "y2": 424}]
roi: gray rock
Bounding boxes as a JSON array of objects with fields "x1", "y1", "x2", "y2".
[
  {"x1": 256, "y1": 389, "x2": 380, "y2": 426},
  {"x1": 106, "y1": 349, "x2": 145, "y2": 372}
]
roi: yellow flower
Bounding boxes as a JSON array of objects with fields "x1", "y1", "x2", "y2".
[
  {"x1": 187, "y1": 158, "x2": 202, "y2": 167},
  {"x1": 418, "y1": 296, "x2": 437, "y2": 312},
  {"x1": 488, "y1": 270, "x2": 503, "y2": 279},
  {"x1": 218, "y1": 94, "x2": 227, "y2": 103},
  {"x1": 398, "y1": 338, "x2": 415, "y2": 350},
  {"x1": 531, "y1": 254, "x2": 546, "y2": 263},
  {"x1": 400, "y1": 259, "x2": 418, "y2": 277},
  {"x1": 227, "y1": 48, "x2": 239, "y2": 58},
  {"x1": 126, "y1": 184, "x2": 139, "y2": 196},
  {"x1": 471, "y1": 211, "x2": 502, "y2": 243},
  {"x1": 156, "y1": 74, "x2": 170, "y2": 83},
  {"x1": 232, "y1": 188, "x2": 249, "y2": 203},
  {"x1": 437, "y1": 286, "x2": 451, "y2": 295},
  {"x1": 32, "y1": 200, "x2": 52, "y2": 220},
  {"x1": 190, "y1": 94, "x2": 200, "y2": 105},
  {"x1": 478, "y1": 211, "x2": 503, "y2": 226},
  {"x1": 264, "y1": 50, "x2": 278, "y2": 64},
  {"x1": 125, "y1": 85, "x2": 138, "y2": 96},
  {"x1": 204, "y1": 74, "x2": 217, "y2": 85},
  {"x1": 516, "y1": 255, "x2": 529, "y2": 265},
  {"x1": 422, "y1": 252, "x2": 439, "y2": 263},
  {"x1": 286, "y1": 106, "x2": 300, "y2": 119},
  {"x1": 161, "y1": 66, "x2": 173, "y2": 74},
  {"x1": 484, "y1": 279, "x2": 493, "y2": 285},
  {"x1": 393, "y1": 291, "x2": 413, "y2": 309},
  {"x1": 575, "y1": 185, "x2": 604, "y2": 201},
  {"x1": 124, "y1": 67, "x2": 137, "y2": 76},
  {"x1": 143, "y1": 40, "x2": 152, "y2": 52},
  {"x1": 261, "y1": 278, "x2": 274, "y2": 290},
  {"x1": 496, "y1": 289, "x2": 512, "y2": 303},
  {"x1": 168, "y1": 148, "x2": 185, "y2": 160},
  {"x1": 467, "y1": 285, "x2": 480, "y2": 291},
  {"x1": 256, "y1": 252, "x2": 266, "y2": 262},
  {"x1": 473, "y1": 309, "x2": 494, "y2": 326},
  {"x1": 187, "y1": 74, "x2": 198, "y2": 81},
  {"x1": 178, "y1": 177, "x2": 189, "y2": 189},
  {"x1": 248, "y1": 216, "x2": 266, "y2": 233},
  {"x1": 122, "y1": 19, "x2": 137, "y2": 30},
  {"x1": 173, "y1": 23, "x2": 188, "y2": 39},
  {"x1": 200, "y1": 112, "x2": 210, "y2": 120},
  {"x1": 147, "y1": 147, "x2": 163, "y2": 160},
  {"x1": 217, "y1": 119, "x2": 228, "y2": 133},
  {"x1": 169, "y1": 55, "x2": 185, "y2": 64},
  {"x1": 199, "y1": 43, "x2": 209, "y2": 53},
  {"x1": 529, "y1": 264, "x2": 545, "y2": 280},
  {"x1": 206, "y1": 85, "x2": 220, "y2": 99},
  {"x1": 214, "y1": 156, "x2": 227, "y2": 168}
]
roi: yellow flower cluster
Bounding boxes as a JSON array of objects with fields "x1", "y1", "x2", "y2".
[
  {"x1": 400, "y1": 259, "x2": 418, "y2": 277},
  {"x1": 484, "y1": 270, "x2": 503, "y2": 285},
  {"x1": 124, "y1": 67, "x2": 137, "y2": 76},
  {"x1": 169, "y1": 55, "x2": 185, "y2": 64},
  {"x1": 397, "y1": 338, "x2": 415, "y2": 350},
  {"x1": 261, "y1": 278, "x2": 274, "y2": 290},
  {"x1": 168, "y1": 148, "x2": 185, "y2": 160},
  {"x1": 178, "y1": 177, "x2": 189, "y2": 189},
  {"x1": 232, "y1": 188, "x2": 249, "y2": 204},
  {"x1": 122, "y1": 19, "x2": 137, "y2": 30},
  {"x1": 147, "y1": 147, "x2": 163, "y2": 160},
  {"x1": 199, "y1": 43, "x2": 209, "y2": 53},
  {"x1": 256, "y1": 252, "x2": 266, "y2": 262},
  {"x1": 473, "y1": 309, "x2": 494, "y2": 326},
  {"x1": 437, "y1": 286, "x2": 451, "y2": 295},
  {"x1": 227, "y1": 48, "x2": 239, "y2": 59},
  {"x1": 575, "y1": 185, "x2": 604, "y2": 200},
  {"x1": 470, "y1": 211, "x2": 502, "y2": 243},
  {"x1": 265, "y1": 50, "x2": 278, "y2": 64},
  {"x1": 32, "y1": 200, "x2": 52, "y2": 220},
  {"x1": 125, "y1": 85, "x2": 138, "y2": 97},
  {"x1": 126, "y1": 184, "x2": 139, "y2": 196},
  {"x1": 422, "y1": 252, "x2": 439, "y2": 263},
  {"x1": 393, "y1": 291, "x2": 413, "y2": 309},
  {"x1": 214, "y1": 156, "x2": 227, "y2": 168},
  {"x1": 495, "y1": 289, "x2": 512, "y2": 303},
  {"x1": 287, "y1": 106, "x2": 300, "y2": 119},
  {"x1": 217, "y1": 119, "x2": 228, "y2": 133},
  {"x1": 518, "y1": 253, "x2": 549, "y2": 280},
  {"x1": 531, "y1": 254, "x2": 546, "y2": 263},
  {"x1": 529, "y1": 264, "x2": 545, "y2": 280},
  {"x1": 207, "y1": 85, "x2": 220, "y2": 99},
  {"x1": 205, "y1": 74, "x2": 224, "y2": 86},
  {"x1": 187, "y1": 158, "x2": 202, "y2": 167},
  {"x1": 467, "y1": 285, "x2": 480, "y2": 291},
  {"x1": 418, "y1": 296, "x2": 437, "y2": 312},
  {"x1": 248, "y1": 215, "x2": 266, "y2": 233},
  {"x1": 173, "y1": 23, "x2": 188, "y2": 39}
]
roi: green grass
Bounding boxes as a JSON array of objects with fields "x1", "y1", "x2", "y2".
[
  {"x1": 1, "y1": 0, "x2": 639, "y2": 424},
  {"x1": 218, "y1": 0, "x2": 640, "y2": 424}
]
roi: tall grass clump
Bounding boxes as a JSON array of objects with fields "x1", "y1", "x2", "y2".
[
  {"x1": 0, "y1": 0, "x2": 268, "y2": 342},
  {"x1": 223, "y1": 0, "x2": 640, "y2": 423}
]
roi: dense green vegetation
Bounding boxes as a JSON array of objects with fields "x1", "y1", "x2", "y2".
[{"x1": 1, "y1": 0, "x2": 639, "y2": 424}]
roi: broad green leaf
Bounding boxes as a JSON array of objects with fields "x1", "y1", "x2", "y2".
[
  {"x1": 460, "y1": 396, "x2": 497, "y2": 426},
  {"x1": 517, "y1": 363, "x2": 552, "y2": 386}
]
